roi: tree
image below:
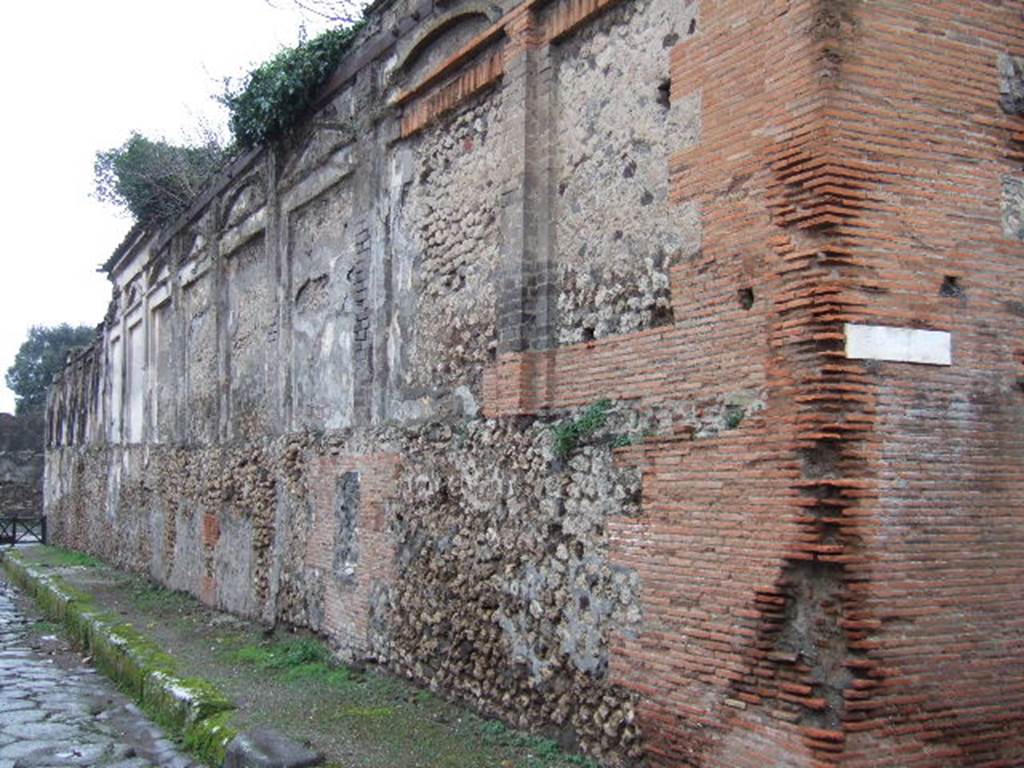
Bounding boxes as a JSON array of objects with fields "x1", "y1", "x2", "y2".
[
  {"x1": 267, "y1": 0, "x2": 366, "y2": 25},
  {"x1": 94, "y1": 132, "x2": 228, "y2": 227},
  {"x1": 5, "y1": 325, "x2": 96, "y2": 416}
]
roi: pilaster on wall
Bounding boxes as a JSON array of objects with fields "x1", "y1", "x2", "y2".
[
  {"x1": 214, "y1": 208, "x2": 230, "y2": 444},
  {"x1": 350, "y1": 224, "x2": 375, "y2": 424},
  {"x1": 497, "y1": 4, "x2": 558, "y2": 356},
  {"x1": 168, "y1": 239, "x2": 187, "y2": 444},
  {"x1": 393, "y1": 0, "x2": 630, "y2": 365},
  {"x1": 270, "y1": 148, "x2": 293, "y2": 435}
]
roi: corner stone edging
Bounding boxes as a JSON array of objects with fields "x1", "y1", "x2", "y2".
[{"x1": 0, "y1": 550, "x2": 238, "y2": 766}]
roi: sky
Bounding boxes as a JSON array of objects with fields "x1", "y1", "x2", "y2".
[{"x1": 0, "y1": 1, "x2": 340, "y2": 414}]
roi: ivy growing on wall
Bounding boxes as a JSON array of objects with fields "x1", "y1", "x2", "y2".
[{"x1": 221, "y1": 22, "x2": 365, "y2": 150}]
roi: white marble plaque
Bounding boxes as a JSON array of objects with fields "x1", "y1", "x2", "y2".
[{"x1": 844, "y1": 324, "x2": 952, "y2": 366}]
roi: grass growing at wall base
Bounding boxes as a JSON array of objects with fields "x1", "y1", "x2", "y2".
[
  {"x1": 229, "y1": 636, "x2": 355, "y2": 687},
  {"x1": 27, "y1": 546, "x2": 103, "y2": 569},
  {"x1": 481, "y1": 721, "x2": 601, "y2": 768},
  {"x1": 231, "y1": 636, "x2": 329, "y2": 668},
  {"x1": 4, "y1": 546, "x2": 614, "y2": 768}
]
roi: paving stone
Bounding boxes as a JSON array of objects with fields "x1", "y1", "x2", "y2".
[
  {"x1": 14, "y1": 742, "x2": 115, "y2": 766},
  {"x1": 0, "y1": 574, "x2": 195, "y2": 768},
  {"x1": 0, "y1": 742, "x2": 53, "y2": 761},
  {"x1": 0, "y1": 709, "x2": 48, "y2": 726},
  {"x1": 0, "y1": 701, "x2": 37, "y2": 712},
  {"x1": 10, "y1": 723, "x2": 82, "y2": 742}
]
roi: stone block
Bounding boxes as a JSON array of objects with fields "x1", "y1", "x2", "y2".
[{"x1": 224, "y1": 730, "x2": 324, "y2": 768}]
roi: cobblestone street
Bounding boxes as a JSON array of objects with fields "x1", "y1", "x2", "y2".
[{"x1": 0, "y1": 569, "x2": 194, "y2": 768}]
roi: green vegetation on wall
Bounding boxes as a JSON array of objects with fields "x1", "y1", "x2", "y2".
[
  {"x1": 92, "y1": 18, "x2": 365, "y2": 232},
  {"x1": 221, "y1": 22, "x2": 364, "y2": 150},
  {"x1": 94, "y1": 133, "x2": 227, "y2": 226},
  {"x1": 551, "y1": 400, "x2": 612, "y2": 458}
]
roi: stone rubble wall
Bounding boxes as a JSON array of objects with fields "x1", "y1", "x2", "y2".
[
  {"x1": 43, "y1": 0, "x2": 689, "y2": 763},
  {"x1": 42, "y1": 0, "x2": 1024, "y2": 766},
  {"x1": 0, "y1": 414, "x2": 44, "y2": 518}
]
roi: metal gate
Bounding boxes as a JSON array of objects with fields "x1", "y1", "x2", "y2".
[{"x1": 0, "y1": 516, "x2": 46, "y2": 546}]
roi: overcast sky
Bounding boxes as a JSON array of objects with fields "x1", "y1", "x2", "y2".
[{"x1": 0, "y1": 1, "x2": 339, "y2": 414}]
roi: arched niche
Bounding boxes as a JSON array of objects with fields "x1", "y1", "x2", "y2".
[
  {"x1": 220, "y1": 174, "x2": 266, "y2": 231},
  {"x1": 390, "y1": 4, "x2": 501, "y2": 89}
]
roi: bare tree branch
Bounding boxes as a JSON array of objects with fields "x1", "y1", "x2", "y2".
[{"x1": 265, "y1": 0, "x2": 367, "y2": 26}]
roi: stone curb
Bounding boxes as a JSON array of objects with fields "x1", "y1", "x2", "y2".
[{"x1": 0, "y1": 549, "x2": 238, "y2": 766}]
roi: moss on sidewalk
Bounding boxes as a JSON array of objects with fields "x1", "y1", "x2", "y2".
[
  {"x1": 1, "y1": 547, "x2": 236, "y2": 765},
  {"x1": 5, "y1": 545, "x2": 601, "y2": 768}
]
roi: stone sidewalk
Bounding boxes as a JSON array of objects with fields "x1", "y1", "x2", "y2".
[{"x1": 0, "y1": 572, "x2": 194, "y2": 768}]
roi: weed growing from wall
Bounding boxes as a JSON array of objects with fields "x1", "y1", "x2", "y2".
[
  {"x1": 724, "y1": 404, "x2": 746, "y2": 430},
  {"x1": 551, "y1": 400, "x2": 612, "y2": 458}
]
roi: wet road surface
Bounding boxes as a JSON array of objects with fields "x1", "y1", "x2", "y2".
[{"x1": 0, "y1": 570, "x2": 195, "y2": 768}]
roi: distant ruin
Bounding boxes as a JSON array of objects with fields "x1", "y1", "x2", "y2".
[
  {"x1": 44, "y1": 0, "x2": 1024, "y2": 765},
  {"x1": 0, "y1": 413, "x2": 43, "y2": 519}
]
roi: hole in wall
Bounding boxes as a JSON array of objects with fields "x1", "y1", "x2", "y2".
[
  {"x1": 688, "y1": 18, "x2": 697, "y2": 35},
  {"x1": 1004, "y1": 300, "x2": 1024, "y2": 317},
  {"x1": 860, "y1": 283, "x2": 888, "y2": 295},
  {"x1": 738, "y1": 287, "x2": 755, "y2": 310},
  {"x1": 662, "y1": 32, "x2": 679, "y2": 48},
  {"x1": 940, "y1": 275, "x2": 964, "y2": 298},
  {"x1": 650, "y1": 303, "x2": 675, "y2": 327},
  {"x1": 801, "y1": 441, "x2": 840, "y2": 480},
  {"x1": 656, "y1": 79, "x2": 671, "y2": 110}
]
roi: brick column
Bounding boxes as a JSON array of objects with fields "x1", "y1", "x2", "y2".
[{"x1": 498, "y1": 5, "x2": 557, "y2": 357}]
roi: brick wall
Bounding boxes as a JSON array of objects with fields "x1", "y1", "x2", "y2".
[
  {"x1": 484, "y1": 0, "x2": 1024, "y2": 764},
  {"x1": 303, "y1": 452, "x2": 399, "y2": 655},
  {"x1": 833, "y1": 3, "x2": 1024, "y2": 765}
]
